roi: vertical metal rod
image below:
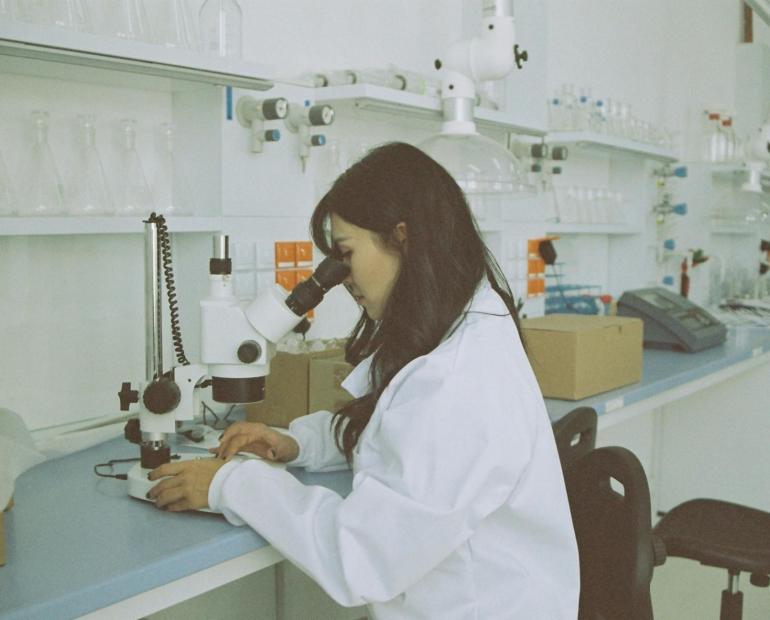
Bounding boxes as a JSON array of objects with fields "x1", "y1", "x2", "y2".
[{"x1": 145, "y1": 220, "x2": 163, "y2": 381}]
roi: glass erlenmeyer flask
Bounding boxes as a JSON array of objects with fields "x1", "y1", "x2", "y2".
[
  {"x1": 67, "y1": 114, "x2": 113, "y2": 216},
  {"x1": 199, "y1": 0, "x2": 242, "y2": 59},
  {"x1": 0, "y1": 149, "x2": 18, "y2": 216},
  {"x1": 0, "y1": 0, "x2": 19, "y2": 22},
  {"x1": 17, "y1": 0, "x2": 90, "y2": 29},
  {"x1": 20, "y1": 110, "x2": 65, "y2": 216},
  {"x1": 103, "y1": 0, "x2": 151, "y2": 42},
  {"x1": 154, "y1": 0, "x2": 195, "y2": 49},
  {"x1": 153, "y1": 122, "x2": 195, "y2": 216},
  {"x1": 115, "y1": 119, "x2": 153, "y2": 217}
]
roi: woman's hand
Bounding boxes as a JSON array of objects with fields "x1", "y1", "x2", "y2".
[
  {"x1": 212, "y1": 421, "x2": 300, "y2": 463},
  {"x1": 147, "y1": 458, "x2": 227, "y2": 512}
]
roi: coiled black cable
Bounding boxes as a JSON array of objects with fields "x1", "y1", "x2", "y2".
[{"x1": 148, "y1": 213, "x2": 190, "y2": 366}]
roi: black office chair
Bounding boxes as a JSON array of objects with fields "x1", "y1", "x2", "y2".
[
  {"x1": 653, "y1": 498, "x2": 770, "y2": 620},
  {"x1": 564, "y1": 446, "x2": 666, "y2": 620},
  {"x1": 552, "y1": 406, "x2": 597, "y2": 469}
]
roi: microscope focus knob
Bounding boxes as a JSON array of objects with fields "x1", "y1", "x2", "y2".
[
  {"x1": 118, "y1": 381, "x2": 139, "y2": 411},
  {"x1": 237, "y1": 340, "x2": 262, "y2": 364},
  {"x1": 143, "y1": 377, "x2": 181, "y2": 414}
]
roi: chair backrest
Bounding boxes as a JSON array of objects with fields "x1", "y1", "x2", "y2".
[
  {"x1": 565, "y1": 446, "x2": 656, "y2": 620},
  {"x1": 552, "y1": 407, "x2": 598, "y2": 470}
]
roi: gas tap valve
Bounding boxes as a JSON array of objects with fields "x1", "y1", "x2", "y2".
[
  {"x1": 236, "y1": 96, "x2": 289, "y2": 153},
  {"x1": 284, "y1": 101, "x2": 335, "y2": 172}
]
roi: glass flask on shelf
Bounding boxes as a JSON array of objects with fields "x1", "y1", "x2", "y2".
[
  {"x1": 17, "y1": 0, "x2": 90, "y2": 30},
  {"x1": 101, "y1": 0, "x2": 152, "y2": 41},
  {"x1": 154, "y1": 0, "x2": 196, "y2": 50},
  {"x1": 114, "y1": 119, "x2": 153, "y2": 217},
  {"x1": 67, "y1": 114, "x2": 112, "y2": 216},
  {"x1": 0, "y1": 149, "x2": 18, "y2": 216},
  {"x1": 199, "y1": 0, "x2": 242, "y2": 59},
  {"x1": 152, "y1": 122, "x2": 194, "y2": 216},
  {"x1": 19, "y1": 110, "x2": 66, "y2": 216},
  {"x1": 0, "y1": 0, "x2": 18, "y2": 22}
]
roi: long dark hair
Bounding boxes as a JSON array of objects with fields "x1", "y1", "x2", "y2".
[{"x1": 310, "y1": 142, "x2": 522, "y2": 463}]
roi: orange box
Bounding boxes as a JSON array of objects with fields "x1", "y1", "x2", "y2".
[
  {"x1": 527, "y1": 278, "x2": 545, "y2": 297},
  {"x1": 296, "y1": 242, "x2": 313, "y2": 266},
  {"x1": 275, "y1": 242, "x2": 297, "y2": 268},
  {"x1": 276, "y1": 269, "x2": 297, "y2": 291}
]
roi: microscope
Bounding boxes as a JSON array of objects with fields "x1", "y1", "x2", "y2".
[{"x1": 118, "y1": 215, "x2": 349, "y2": 504}]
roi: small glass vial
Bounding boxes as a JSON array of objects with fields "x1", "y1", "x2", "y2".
[
  {"x1": 19, "y1": 110, "x2": 66, "y2": 216},
  {"x1": 199, "y1": 0, "x2": 242, "y2": 59},
  {"x1": 114, "y1": 119, "x2": 153, "y2": 217}
]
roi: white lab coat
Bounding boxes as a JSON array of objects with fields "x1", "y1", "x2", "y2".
[{"x1": 209, "y1": 281, "x2": 580, "y2": 619}]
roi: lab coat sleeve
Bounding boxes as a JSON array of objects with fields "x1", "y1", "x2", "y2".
[
  {"x1": 286, "y1": 409, "x2": 349, "y2": 472},
  {"x1": 209, "y1": 359, "x2": 535, "y2": 607}
]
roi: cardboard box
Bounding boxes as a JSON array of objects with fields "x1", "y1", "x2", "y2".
[
  {"x1": 246, "y1": 346, "x2": 354, "y2": 427},
  {"x1": 521, "y1": 314, "x2": 643, "y2": 400}
]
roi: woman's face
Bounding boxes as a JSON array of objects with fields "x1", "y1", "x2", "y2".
[{"x1": 330, "y1": 213, "x2": 404, "y2": 321}]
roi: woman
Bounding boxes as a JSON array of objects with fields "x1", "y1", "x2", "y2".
[{"x1": 148, "y1": 142, "x2": 579, "y2": 618}]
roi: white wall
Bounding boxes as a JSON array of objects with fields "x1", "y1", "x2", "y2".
[{"x1": 1, "y1": 0, "x2": 767, "y2": 433}]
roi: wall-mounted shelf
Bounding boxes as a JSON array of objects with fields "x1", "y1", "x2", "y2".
[
  {"x1": 314, "y1": 83, "x2": 547, "y2": 136},
  {"x1": 710, "y1": 223, "x2": 757, "y2": 235},
  {"x1": 0, "y1": 22, "x2": 274, "y2": 91},
  {"x1": 546, "y1": 131, "x2": 678, "y2": 163},
  {"x1": 545, "y1": 222, "x2": 642, "y2": 235},
  {"x1": 0, "y1": 216, "x2": 222, "y2": 236}
]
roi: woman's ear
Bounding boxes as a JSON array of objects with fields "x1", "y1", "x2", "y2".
[{"x1": 394, "y1": 222, "x2": 407, "y2": 246}]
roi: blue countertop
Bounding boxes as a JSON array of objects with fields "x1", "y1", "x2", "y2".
[
  {"x1": 3, "y1": 326, "x2": 770, "y2": 619},
  {"x1": 544, "y1": 326, "x2": 770, "y2": 421},
  {"x1": 0, "y1": 438, "x2": 352, "y2": 620}
]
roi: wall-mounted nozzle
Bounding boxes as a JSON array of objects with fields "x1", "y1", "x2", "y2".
[
  {"x1": 236, "y1": 96, "x2": 289, "y2": 153},
  {"x1": 284, "y1": 101, "x2": 336, "y2": 172}
]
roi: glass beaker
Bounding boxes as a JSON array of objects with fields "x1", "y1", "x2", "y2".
[
  {"x1": 114, "y1": 119, "x2": 153, "y2": 217},
  {"x1": 154, "y1": 0, "x2": 195, "y2": 49},
  {"x1": 67, "y1": 114, "x2": 112, "y2": 216},
  {"x1": 199, "y1": 0, "x2": 242, "y2": 59},
  {"x1": 152, "y1": 122, "x2": 194, "y2": 216},
  {"x1": 19, "y1": 110, "x2": 65, "y2": 216},
  {"x1": 0, "y1": 149, "x2": 18, "y2": 216}
]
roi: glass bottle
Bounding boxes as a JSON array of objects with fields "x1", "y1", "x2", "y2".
[
  {"x1": 19, "y1": 110, "x2": 65, "y2": 216},
  {"x1": 154, "y1": 0, "x2": 195, "y2": 50},
  {"x1": 0, "y1": 149, "x2": 18, "y2": 216},
  {"x1": 114, "y1": 119, "x2": 153, "y2": 217},
  {"x1": 67, "y1": 114, "x2": 112, "y2": 216},
  {"x1": 199, "y1": 0, "x2": 242, "y2": 59},
  {"x1": 721, "y1": 117, "x2": 736, "y2": 162},
  {"x1": 152, "y1": 122, "x2": 194, "y2": 216}
]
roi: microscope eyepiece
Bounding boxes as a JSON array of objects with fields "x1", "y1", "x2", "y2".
[{"x1": 285, "y1": 256, "x2": 350, "y2": 316}]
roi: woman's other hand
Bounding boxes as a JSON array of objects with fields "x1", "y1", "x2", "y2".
[
  {"x1": 212, "y1": 421, "x2": 299, "y2": 462},
  {"x1": 147, "y1": 458, "x2": 227, "y2": 512}
]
